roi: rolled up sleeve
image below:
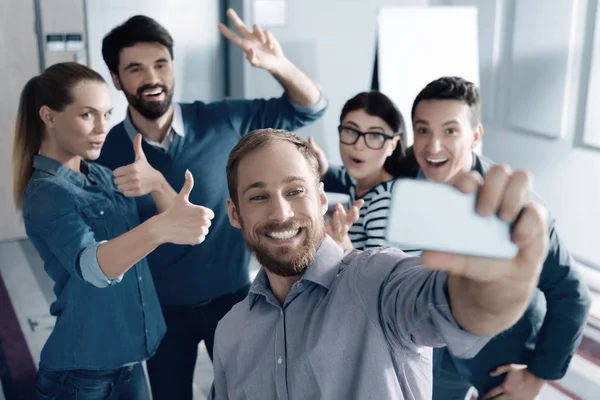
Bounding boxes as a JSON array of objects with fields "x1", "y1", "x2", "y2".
[{"x1": 80, "y1": 241, "x2": 123, "y2": 288}]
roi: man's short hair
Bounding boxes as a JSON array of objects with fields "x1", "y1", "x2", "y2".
[
  {"x1": 411, "y1": 76, "x2": 481, "y2": 127},
  {"x1": 226, "y1": 129, "x2": 321, "y2": 207},
  {"x1": 102, "y1": 15, "x2": 174, "y2": 75}
]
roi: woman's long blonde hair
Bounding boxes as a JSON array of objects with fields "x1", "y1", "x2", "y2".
[{"x1": 12, "y1": 62, "x2": 105, "y2": 209}]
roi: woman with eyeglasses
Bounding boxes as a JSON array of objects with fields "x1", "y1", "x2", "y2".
[{"x1": 309, "y1": 91, "x2": 409, "y2": 251}]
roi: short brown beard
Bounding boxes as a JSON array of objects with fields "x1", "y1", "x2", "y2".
[
  {"x1": 242, "y1": 217, "x2": 325, "y2": 277},
  {"x1": 119, "y1": 78, "x2": 174, "y2": 120}
]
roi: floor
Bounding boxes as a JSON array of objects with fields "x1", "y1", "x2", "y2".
[{"x1": 1, "y1": 238, "x2": 600, "y2": 400}]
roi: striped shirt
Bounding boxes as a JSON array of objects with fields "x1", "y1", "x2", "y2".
[
  {"x1": 323, "y1": 166, "x2": 421, "y2": 255},
  {"x1": 348, "y1": 179, "x2": 396, "y2": 250}
]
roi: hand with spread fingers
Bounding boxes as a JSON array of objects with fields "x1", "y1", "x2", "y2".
[
  {"x1": 326, "y1": 199, "x2": 364, "y2": 250},
  {"x1": 481, "y1": 363, "x2": 545, "y2": 400},
  {"x1": 431, "y1": 165, "x2": 549, "y2": 336},
  {"x1": 218, "y1": 8, "x2": 286, "y2": 73}
]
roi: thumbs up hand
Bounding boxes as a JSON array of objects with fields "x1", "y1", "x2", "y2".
[
  {"x1": 132, "y1": 132, "x2": 146, "y2": 161},
  {"x1": 114, "y1": 133, "x2": 164, "y2": 197},
  {"x1": 156, "y1": 170, "x2": 215, "y2": 245}
]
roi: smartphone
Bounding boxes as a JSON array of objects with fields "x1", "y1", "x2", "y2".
[{"x1": 386, "y1": 179, "x2": 518, "y2": 259}]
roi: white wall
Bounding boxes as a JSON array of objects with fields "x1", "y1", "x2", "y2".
[
  {"x1": 0, "y1": 0, "x2": 40, "y2": 241},
  {"x1": 377, "y1": 6, "x2": 480, "y2": 146},
  {"x1": 439, "y1": 0, "x2": 600, "y2": 268}
]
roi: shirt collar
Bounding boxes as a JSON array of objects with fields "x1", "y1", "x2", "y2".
[
  {"x1": 32, "y1": 155, "x2": 92, "y2": 187},
  {"x1": 248, "y1": 236, "x2": 345, "y2": 309},
  {"x1": 123, "y1": 103, "x2": 185, "y2": 143}
]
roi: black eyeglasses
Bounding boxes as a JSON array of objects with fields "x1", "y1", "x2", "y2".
[{"x1": 337, "y1": 125, "x2": 395, "y2": 150}]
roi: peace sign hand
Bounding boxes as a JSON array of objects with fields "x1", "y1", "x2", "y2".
[{"x1": 218, "y1": 8, "x2": 286, "y2": 73}]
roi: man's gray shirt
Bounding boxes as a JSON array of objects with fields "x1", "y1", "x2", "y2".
[{"x1": 209, "y1": 237, "x2": 491, "y2": 400}]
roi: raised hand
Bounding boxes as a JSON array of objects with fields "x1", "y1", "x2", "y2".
[
  {"x1": 308, "y1": 137, "x2": 329, "y2": 176},
  {"x1": 325, "y1": 199, "x2": 364, "y2": 249},
  {"x1": 421, "y1": 165, "x2": 548, "y2": 284},
  {"x1": 218, "y1": 8, "x2": 286, "y2": 72},
  {"x1": 113, "y1": 133, "x2": 163, "y2": 197},
  {"x1": 156, "y1": 170, "x2": 215, "y2": 245}
]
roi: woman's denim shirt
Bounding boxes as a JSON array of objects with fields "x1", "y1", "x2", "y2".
[{"x1": 22, "y1": 155, "x2": 166, "y2": 370}]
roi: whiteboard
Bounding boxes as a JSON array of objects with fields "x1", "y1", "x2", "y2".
[{"x1": 377, "y1": 6, "x2": 480, "y2": 146}]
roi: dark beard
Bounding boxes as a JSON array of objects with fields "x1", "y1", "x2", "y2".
[
  {"x1": 243, "y1": 219, "x2": 325, "y2": 277},
  {"x1": 121, "y1": 80, "x2": 174, "y2": 120}
]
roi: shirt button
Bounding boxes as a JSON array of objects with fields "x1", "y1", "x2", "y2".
[
  {"x1": 139, "y1": 276, "x2": 142, "y2": 281},
  {"x1": 277, "y1": 356, "x2": 282, "y2": 365},
  {"x1": 297, "y1": 282, "x2": 303, "y2": 289},
  {"x1": 99, "y1": 210, "x2": 105, "y2": 215}
]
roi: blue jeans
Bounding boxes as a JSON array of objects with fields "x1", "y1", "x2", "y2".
[{"x1": 35, "y1": 363, "x2": 149, "y2": 400}]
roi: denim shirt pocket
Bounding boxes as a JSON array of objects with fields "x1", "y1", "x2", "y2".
[{"x1": 79, "y1": 198, "x2": 113, "y2": 241}]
